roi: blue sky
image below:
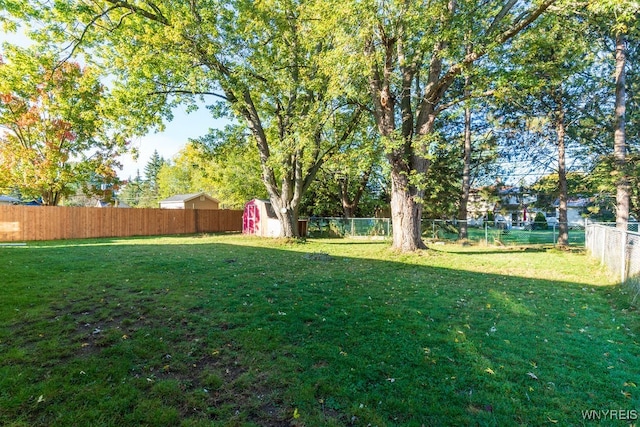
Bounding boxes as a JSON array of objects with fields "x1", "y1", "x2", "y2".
[
  {"x1": 0, "y1": 27, "x2": 227, "y2": 181},
  {"x1": 121, "y1": 105, "x2": 226, "y2": 180}
]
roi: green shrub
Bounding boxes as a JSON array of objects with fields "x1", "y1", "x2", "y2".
[{"x1": 533, "y1": 212, "x2": 547, "y2": 230}]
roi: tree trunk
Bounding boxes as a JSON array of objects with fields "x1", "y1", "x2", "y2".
[
  {"x1": 389, "y1": 167, "x2": 427, "y2": 251},
  {"x1": 42, "y1": 189, "x2": 61, "y2": 206},
  {"x1": 340, "y1": 168, "x2": 371, "y2": 219},
  {"x1": 271, "y1": 198, "x2": 299, "y2": 238},
  {"x1": 458, "y1": 71, "x2": 472, "y2": 240},
  {"x1": 339, "y1": 177, "x2": 355, "y2": 219},
  {"x1": 555, "y1": 90, "x2": 569, "y2": 247},
  {"x1": 367, "y1": 27, "x2": 429, "y2": 252},
  {"x1": 239, "y1": 92, "x2": 305, "y2": 238},
  {"x1": 614, "y1": 33, "x2": 629, "y2": 230}
]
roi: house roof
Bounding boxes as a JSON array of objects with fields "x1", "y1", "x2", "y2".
[
  {"x1": 553, "y1": 197, "x2": 589, "y2": 208},
  {"x1": 0, "y1": 195, "x2": 20, "y2": 204},
  {"x1": 159, "y1": 192, "x2": 219, "y2": 204}
]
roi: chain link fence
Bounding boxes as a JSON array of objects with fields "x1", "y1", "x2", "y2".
[
  {"x1": 422, "y1": 219, "x2": 586, "y2": 246},
  {"x1": 305, "y1": 217, "x2": 587, "y2": 246},
  {"x1": 306, "y1": 217, "x2": 391, "y2": 238},
  {"x1": 585, "y1": 223, "x2": 640, "y2": 289}
]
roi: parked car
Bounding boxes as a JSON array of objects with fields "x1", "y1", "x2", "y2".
[{"x1": 545, "y1": 213, "x2": 558, "y2": 228}]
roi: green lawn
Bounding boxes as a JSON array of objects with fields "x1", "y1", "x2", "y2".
[{"x1": 1, "y1": 235, "x2": 638, "y2": 426}]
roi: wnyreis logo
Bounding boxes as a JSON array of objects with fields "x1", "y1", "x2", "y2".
[{"x1": 582, "y1": 409, "x2": 638, "y2": 421}]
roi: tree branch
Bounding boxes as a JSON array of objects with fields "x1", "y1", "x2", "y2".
[
  {"x1": 55, "y1": 5, "x2": 122, "y2": 69},
  {"x1": 105, "y1": 0, "x2": 169, "y2": 25},
  {"x1": 425, "y1": 0, "x2": 556, "y2": 112},
  {"x1": 435, "y1": 89, "x2": 495, "y2": 114},
  {"x1": 148, "y1": 89, "x2": 228, "y2": 101},
  {"x1": 302, "y1": 106, "x2": 363, "y2": 194},
  {"x1": 485, "y1": 0, "x2": 518, "y2": 37}
]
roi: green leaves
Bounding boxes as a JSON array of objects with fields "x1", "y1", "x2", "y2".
[{"x1": 0, "y1": 46, "x2": 128, "y2": 204}]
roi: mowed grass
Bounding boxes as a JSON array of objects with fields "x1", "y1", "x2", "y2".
[{"x1": 0, "y1": 234, "x2": 638, "y2": 426}]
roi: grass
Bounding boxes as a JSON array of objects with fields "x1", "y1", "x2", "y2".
[{"x1": 0, "y1": 234, "x2": 638, "y2": 426}]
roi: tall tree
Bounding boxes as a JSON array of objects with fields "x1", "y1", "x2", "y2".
[
  {"x1": 156, "y1": 144, "x2": 210, "y2": 200},
  {"x1": 19, "y1": 0, "x2": 362, "y2": 236},
  {"x1": 493, "y1": 11, "x2": 593, "y2": 246},
  {"x1": 339, "y1": 0, "x2": 556, "y2": 251},
  {"x1": 318, "y1": 119, "x2": 383, "y2": 218},
  {"x1": 301, "y1": 149, "x2": 387, "y2": 218},
  {"x1": 0, "y1": 46, "x2": 127, "y2": 205},
  {"x1": 458, "y1": 43, "x2": 475, "y2": 239},
  {"x1": 144, "y1": 150, "x2": 165, "y2": 192},
  {"x1": 194, "y1": 126, "x2": 266, "y2": 209},
  {"x1": 117, "y1": 170, "x2": 144, "y2": 207},
  {"x1": 587, "y1": 2, "x2": 639, "y2": 229},
  {"x1": 613, "y1": 30, "x2": 630, "y2": 229}
]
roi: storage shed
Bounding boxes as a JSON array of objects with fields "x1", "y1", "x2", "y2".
[
  {"x1": 159, "y1": 192, "x2": 220, "y2": 210},
  {"x1": 243, "y1": 199, "x2": 282, "y2": 237}
]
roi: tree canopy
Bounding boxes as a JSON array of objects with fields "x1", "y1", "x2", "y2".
[
  {"x1": 327, "y1": 0, "x2": 558, "y2": 250},
  {"x1": 0, "y1": 46, "x2": 127, "y2": 205},
  {"x1": 15, "y1": 0, "x2": 364, "y2": 235},
  {"x1": 2, "y1": 0, "x2": 638, "y2": 250}
]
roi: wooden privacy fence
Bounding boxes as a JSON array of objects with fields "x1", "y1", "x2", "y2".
[{"x1": 0, "y1": 206, "x2": 243, "y2": 242}]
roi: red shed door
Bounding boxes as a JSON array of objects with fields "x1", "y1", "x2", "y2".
[{"x1": 243, "y1": 202, "x2": 259, "y2": 235}]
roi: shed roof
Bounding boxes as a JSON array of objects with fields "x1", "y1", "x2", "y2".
[
  {"x1": 159, "y1": 192, "x2": 219, "y2": 204},
  {"x1": 246, "y1": 198, "x2": 277, "y2": 218}
]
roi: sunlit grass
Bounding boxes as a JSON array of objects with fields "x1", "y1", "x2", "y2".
[{"x1": 0, "y1": 234, "x2": 637, "y2": 426}]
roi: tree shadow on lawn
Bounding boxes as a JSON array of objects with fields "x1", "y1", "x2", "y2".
[
  {"x1": 428, "y1": 246, "x2": 552, "y2": 255},
  {"x1": 0, "y1": 237, "x2": 638, "y2": 427}
]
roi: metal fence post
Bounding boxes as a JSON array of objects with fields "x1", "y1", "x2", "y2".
[
  {"x1": 621, "y1": 228, "x2": 627, "y2": 283},
  {"x1": 601, "y1": 226, "x2": 606, "y2": 265},
  {"x1": 485, "y1": 221, "x2": 488, "y2": 245}
]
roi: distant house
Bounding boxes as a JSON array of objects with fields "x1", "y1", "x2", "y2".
[
  {"x1": 466, "y1": 186, "x2": 592, "y2": 228},
  {"x1": 159, "y1": 193, "x2": 220, "y2": 210},
  {"x1": 466, "y1": 189, "x2": 496, "y2": 224},
  {"x1": 551, "y1": 198, "x2": 589, "y2": 227},
  {"x1": 0, "y1": 195, "x2": 20, "y2": 205},
  {"x1": 495, "y1": 186, "x2": 538, "y2": 227},
  {"x1": 95, "y1": 199, "x2": 131, "y2": 208},
  {"x1": 466, "y1": 186, "x2": 538, "y2": 227}
]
